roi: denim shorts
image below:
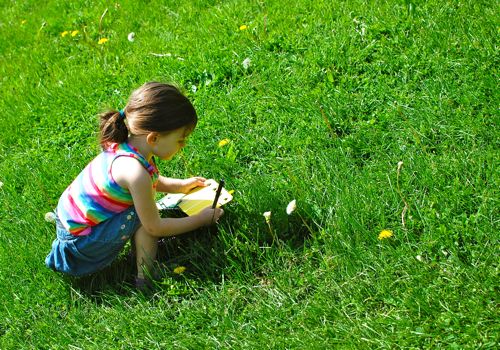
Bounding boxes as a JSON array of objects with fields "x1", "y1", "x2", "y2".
[{"x1": 45, "y1": 206, "x2": 141, "y2": 277}]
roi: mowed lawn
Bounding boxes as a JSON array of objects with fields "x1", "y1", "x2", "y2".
[{"x1": 0, "y1": 0, "x2": 498, "y2": 348}]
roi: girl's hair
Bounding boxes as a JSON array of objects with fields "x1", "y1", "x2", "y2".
[{"x1": 99, "y1": 82, "x2": 197, "y2": 149}]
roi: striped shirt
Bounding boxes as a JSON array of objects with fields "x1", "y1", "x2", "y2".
[{"x1": 57, "y1": 143, "x2": 159, "y2": 236}]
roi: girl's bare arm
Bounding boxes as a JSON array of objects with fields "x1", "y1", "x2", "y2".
[{"x1": 112, "y1": 158, "x2": 220, "y2": 237}]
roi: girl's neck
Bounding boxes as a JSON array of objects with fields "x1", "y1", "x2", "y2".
[{"x1": 126, "y1": 135, "x2": 153, "y2": 161}]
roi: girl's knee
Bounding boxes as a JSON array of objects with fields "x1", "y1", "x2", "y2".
[{"x1": 134, "y1": 225, "x2": 159, "y2": 245}]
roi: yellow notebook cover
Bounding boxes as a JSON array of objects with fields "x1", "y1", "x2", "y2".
[{"x1": 156, "y1": 179, "x2": 233, "y2": 216}]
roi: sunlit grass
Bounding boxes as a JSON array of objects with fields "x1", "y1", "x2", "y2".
[{"x1": 0, "y1": 0, "x2": 498, "y2": 348}]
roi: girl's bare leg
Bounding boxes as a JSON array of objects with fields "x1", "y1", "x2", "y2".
[{"x1": 133, "y1": 225, "x2": 158, "y2": 279}]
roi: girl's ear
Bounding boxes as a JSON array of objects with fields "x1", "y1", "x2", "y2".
[{"x1": 146, "y1": 132, "x2": 159, "y2": 145}]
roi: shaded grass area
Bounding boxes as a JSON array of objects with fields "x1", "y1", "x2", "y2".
[{"x1": 0, "y1": 0, "x2": 499, "y2": 348}]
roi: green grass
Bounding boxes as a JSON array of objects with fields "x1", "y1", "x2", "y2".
[{"x1": 0, "y1": 0, "x2": 498, "y2": 348}]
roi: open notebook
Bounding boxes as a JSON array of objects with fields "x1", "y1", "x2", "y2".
[{"x1": 156, "y1": 179, "x2": 233, "y2": 216}]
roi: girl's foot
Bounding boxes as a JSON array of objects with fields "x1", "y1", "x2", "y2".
[
  {"x1": 134, "y1": 276, "x2": 154, "y2": 293},
  {"x1": 134, "y1": 264, "x2": 167, "y2": 293}
]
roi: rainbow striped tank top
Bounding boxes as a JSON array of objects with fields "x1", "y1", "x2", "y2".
[{"x1": 56, "y1": 142, "x2": 159, "y2": 236}]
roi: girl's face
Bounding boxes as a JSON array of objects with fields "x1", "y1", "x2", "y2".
[{"x1": 151, "y1": 127, "x2": 191, "y2": 160}]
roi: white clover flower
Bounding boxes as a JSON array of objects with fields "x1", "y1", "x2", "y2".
[
  {"x1": 242, "y1": 57, "x2": 251, "y2": 69},
  {"x1": 191, "y1": 85, "x2": 197, "y2": 93},
  {"x1": 128, "y1": 32, "x2": 135, "y2": 42},
  {"x1": 416, "y1": 255, "x2": 424, "y2": 262},
  {"x1": 45, "y1": 212, "x2": 56, "y2": 223},
  {"x1": 286, "y1": 199, "x2": 296, "y2": 215},
  {"x1": 263, "y1": 211, "x2": 271, "y2": 224}
]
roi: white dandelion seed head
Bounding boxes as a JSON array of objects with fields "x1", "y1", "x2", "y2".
[
  {"x1": 242, "y1": 57, "x2": 251, "y2": 69},
  {"x1": 286, "y1": 199, "x2": 297, "y2": 215},
  {"x1": 263, "y1": 211, "x2": 271, "y2": 223},
  {"x1": 45, "y1": 212, "x2": 56, "y2": 223},
  {"x1": 128, "y1": 32, "x2": 135, "y2": 42}
]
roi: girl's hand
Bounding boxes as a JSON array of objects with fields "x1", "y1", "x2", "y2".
[
  {"x1": 179, "y1": 177, "x2": 207, "y2": 194},
  {"x1": 197, "y1": 207, "x2": 224, "y2": 226}
]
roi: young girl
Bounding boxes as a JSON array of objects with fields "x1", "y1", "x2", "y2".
[{"x1": 45, "y1": 82, "x2": 224, "y2": 288}]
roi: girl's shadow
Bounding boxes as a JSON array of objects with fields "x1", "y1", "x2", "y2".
[
  {"x1": 65, "y1": 207, "x2": 314, "y2": 299},
  {"x1": 63, "y1": 248, "x2": 137, "y2": 300}
]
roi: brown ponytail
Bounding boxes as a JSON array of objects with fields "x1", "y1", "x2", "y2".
[
  {"x1": 98, "y1": 82, "x2": 197, "y2": 149},
  {"x1": 99, "y1": 110, "x2": 129, "y2": 149}
]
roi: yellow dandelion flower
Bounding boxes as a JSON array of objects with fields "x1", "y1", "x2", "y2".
[
  {"x1": 173, "y1": 266, "x2": 186, "y2": 274},
  {"x1": 378, "y1": 229, "x2": 393, "y2": 240},
  {"x1": 228, "y1": 190, "x2": 235, "y2": 195},
  {"x1": 71, "y1": 30, "x2": 79, "y2": 37},
  {"x1": 98, "y1": 37, "x2": 109, "y2": 45},
  {"x1": 218, "y1": 138, "x2": 230, "y2": 147},
  {"x1": 239, "y1": 25, "x2": 248, "y2": 31},
  {"x1": 61, "y1": 31, "x2": 69, "y2": 37}
]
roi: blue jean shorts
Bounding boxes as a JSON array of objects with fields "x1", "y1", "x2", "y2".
[{"x1": 45, "y1": 206, "x2": 141, "y2": 277}]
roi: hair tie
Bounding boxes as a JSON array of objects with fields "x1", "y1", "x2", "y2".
[{"x1": 119, "y1": 109, "x2": 126, "y2": 119}]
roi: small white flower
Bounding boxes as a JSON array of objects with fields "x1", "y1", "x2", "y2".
[
  {"x1": 45, "y1": 212, "x2": 56, "y2": 223},
  {"x1": 242, "y1": 57, "x2": 251, "y2": 69},
  {"x1": 191, "y1": 85, "x2": 197, "y2": 93},
  {"x1": 127, "y1": 32, "x2": 135, "y2": 42},
  {"x1": 416, "y1": 255, "x2": 424, "y2": 262},
  {"x1": 150, "y1": 52, "x2": 172, "y2": 57},
  {"x1": 263, "y1": 211, "x2": 271, "y2": 224},
  {"x1": 286, "y1": 199, "x2": 296, "y2": 215},
  {"x1": 0, "y1": 181, "x2": 3, "y2": 188}
]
